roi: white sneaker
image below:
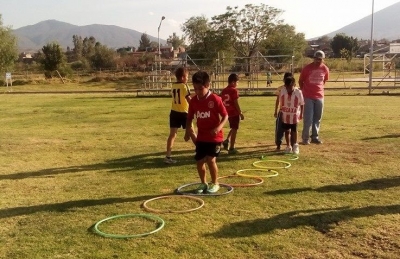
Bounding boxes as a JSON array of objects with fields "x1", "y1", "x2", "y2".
[
  {"x1": 293, "y1": 143, "x2": 300, "y2": 154},
  {"x1": 284, "y1": 146, "x2": 292, "y2": 154},
  {"x1": 164, "y1": 157, "x2": 177, "y2": 164}
]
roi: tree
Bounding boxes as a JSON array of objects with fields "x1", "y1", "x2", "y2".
[
  {"x1": 40, "y1": 42, "x2": 65, "y2": 72},
  {"x1": 182, "y1": 4, "x2": 284, "y2": 70},
  {"x1": 262, "y1": 24, "x2": 307, "y2": 62},
  {"x1": 331, "y1": 33, "x2": 359, "y2": 59},
  {"x1": 181, "y1": 15, "x2": 232, "y2": 63},
  {"x1": 82, "y1": 36, "x2": 97, "y2": 58},
  {"x1": 0, "y1": 14, "x2": 18, "y2": 72},
  {"x1": 167, "y1": 32, "x2": 185, "y2": 49},
  {"x1": 90, "y1": 44, "x2": 117, "y2": 70},
  {"x1": 138, "y1": 33, "x2": 151, "y2": 51},
  {"x1": 210, "y1": 4, "x2": 283, "y2": 58},
  {"x1": 182, "y1": 16, "x2": 210, "y2": 47},
  {"x1": 72, "y1": 35, "x2": 83, "y2": 61}
]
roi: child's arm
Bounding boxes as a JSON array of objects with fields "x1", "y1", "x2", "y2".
[
  {"x1": 274, "y1": 95, "x2": 280, "y2": 118},
  {"x1": 233, "y1": 99, "x2": 244, "y2": 120},
  {"x1": 213, "y1": 114, "x2": 228, "y2": 135},
  {"x1": 184, "y1": 117, "x2": 193, "y2": 142},
  {"x1": 299, "y1": 104, "x2": 304, "y2": 120}
]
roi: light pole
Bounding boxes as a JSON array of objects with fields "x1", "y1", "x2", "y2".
[
  {"x1": 158, "y1": 16, "x2": 165, "y2": 61},
  {"x1": 368, "y1": 0, "x2": 374, "y2": 94}
]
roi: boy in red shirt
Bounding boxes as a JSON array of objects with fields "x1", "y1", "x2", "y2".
[
  {"x1": 184, "y1": 71, "x2": 228, "y2": 194},
  {"x1": 220, "y1": 73, "x2": 244, "y2": 154}
]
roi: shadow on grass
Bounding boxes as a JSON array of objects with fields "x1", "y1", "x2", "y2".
[
  {"x1": 207, "y1": 204, "x2": 400, "y2": 237},
  {"x1": 0, "y1": 195, "x2": 168, "y2": 219},
  {"x1": 361, "y1": 134, "x2": 400, "y2": 140},
  {"x1": 0, "y1": 150, "x2": 194, "y2": 180},
  {"x1": 1, "y1": 144, "x2": 273, "y2": 180},
  {"x1": 264, "y1": 176, "x2": 400, "y2": 195}
]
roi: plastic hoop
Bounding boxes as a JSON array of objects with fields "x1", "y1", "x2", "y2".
[
  {"x1": 218, "y1": 175, "x2": 264, "y2": 187},
  {"x1": 94, "y1": 214, "x2": 165, "y2": 239},
  {"x1": 142, "y1": 195, "x2": 205, "y2": 213},
  {"x1": 284, "y1": 154, "x2": 299, "y2": 161},
  {"x1": 261, "y1": 153, "x2": 299, "y2": 161},
  {"x1": 252, "y1": 160, "x2": 291, "y2": 169},
  {"x1": 175, "y1": 182, "x2": 234, "y2": 196},
  {"x1": 236, "y1": 169, "x2": 279, "y2": 178}
]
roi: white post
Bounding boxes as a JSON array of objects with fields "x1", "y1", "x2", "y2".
[
  {"x1": 368, "y1": 0, "x2": 375, "y2": 94},
  {"x1": 158, "y1": 16, "x2": 165, "y2": 89}
]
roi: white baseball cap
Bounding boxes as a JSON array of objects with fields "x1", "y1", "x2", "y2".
[{"x1": 314, "y1": 50, "x2": 325, "y2": 59}]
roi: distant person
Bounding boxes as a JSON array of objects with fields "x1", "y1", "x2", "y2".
[
  {"x1": 184, "y1": 71, "x2": 228, "y2": 194},
  {"x1": 164, "y1": 67, "x2": 196, "y2": 164},
  {"x1": 274, "y1": 72, "x2": 295, "y2": 151},
  {"x1": 299, "y1": 50, "x2": 329, "y2": 145},
  {"x1": 274, "y1": 76, "x2": 304, "y2": 154},
  {"x1": 266, "y1": 69, "x2": 272, "y2": 87},
  {"x1": 220, "y1": 73, "x2": 244, "y2": 154}
]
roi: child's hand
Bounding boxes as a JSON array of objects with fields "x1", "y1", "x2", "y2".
[
  {"x1": 210, "y1": 128, "x2": 219, "y2": 136},
  {"x1": 240, "y1": 113, "x2": 244, "y2": 120},
  {"x1": 184, "y1": 133, "x2": 190, "y2": 142},
  {"x1": 274, "y1": 111, "x2": 277, "y2": 118}
]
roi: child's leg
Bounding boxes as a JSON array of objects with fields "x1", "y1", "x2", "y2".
[
  {"x1": 205, "y1": 156, "x2": 218, "y2": 184},
  {"x1": 292, "y1": 130, "x2": 298, "y2": 144},
  {"x1": 284, "y1": 130, "x2": 291, "y2": 147},
  {"x1": 196, "y1": 159, "x2": 207, "y2": 183},
  {"x1": 225, "y1": 129, "x2": 232, "y2": 142},
  {"x1": 166, "y1": 128, "x2": 178, "y2": 157},
  {"x1": 229, "y1": 128, "x2": 238, "y2": 149},
  {"x1": 275, "y1": 111, "x2": 284, "y2": 149},
  {"x1": 290, "y1": 133, "x2": 296, "y2": 147}
]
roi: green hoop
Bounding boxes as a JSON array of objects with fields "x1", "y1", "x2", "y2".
[
  {"x1": 236, "y1": 169, "x2": 279, "y2": 178},
  {"x1": 94, "y1": 214, "x2": 165, "y2": 239},
  {"x1": 253, "y1": 160, "x2": 291, "y2": 169}
]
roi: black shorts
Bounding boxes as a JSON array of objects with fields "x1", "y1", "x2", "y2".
[
  {"x1": 169, "y1": 110, "x2": 188, "y2": 129},
  {"x1": 194, "y1": 141, "x2": 221, "y2": 161},
  {"x1": 228, "y1": 115, "x2": 240, "y2": 130},
  {"x1": 282, "y1": 123, "x2": 297, "y2": 132}
]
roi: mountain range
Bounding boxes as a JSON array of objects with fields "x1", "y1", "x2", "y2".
[
  {"x1": 12, "y1": 2, "x2": 400, "y2": 52},
  {"x1": 13, "y1": 20, "x2": 167, "y2": 52},
  {"x1": 320, "y1": 1, "x2": 400, "y2": 40}
]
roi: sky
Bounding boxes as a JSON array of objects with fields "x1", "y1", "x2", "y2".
[{"x1": 1, "y1": 0, "x2": 399, "y2": 40}]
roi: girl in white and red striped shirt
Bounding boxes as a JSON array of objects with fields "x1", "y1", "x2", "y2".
[{"x1": 275, "y1": 76, "x2": 304, "y2": 154}]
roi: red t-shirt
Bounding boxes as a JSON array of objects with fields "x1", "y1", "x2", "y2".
[
  {"x1": 220, "y1": 85, "x2": 240, "y2": 117},
  {"x1": 188, "y1": 91, "x2": 228, "y2": 142},
  {"x1": 299, "y1": 63, "x2": 329, "y2": 99}
]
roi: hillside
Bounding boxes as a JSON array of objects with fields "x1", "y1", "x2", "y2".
[
  {"x1": 12, "y1": 2, "x2": 400, "y2": 52},
  {"x1": 317, "y1": 1, "x2": 400, "y2": 40},
  {"x1": 12, "y1": 20, "x2": 166, "y2": 52}
]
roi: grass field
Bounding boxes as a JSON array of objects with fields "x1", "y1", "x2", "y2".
[{"x1": 0, "y1": 92, "x2": 399, "y2": 259}]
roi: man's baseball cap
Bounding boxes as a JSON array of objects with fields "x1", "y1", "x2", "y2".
[{"x1": 314, "y1": 50, "x2": 325, "y2": 59}]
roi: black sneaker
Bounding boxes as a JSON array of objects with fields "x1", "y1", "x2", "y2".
[
  {"x1": 222, "y1": 140, "x2": 229, "y2": 150},
  {"x1": 311, "y1": 138, "x2": 323, "y2": 144}
]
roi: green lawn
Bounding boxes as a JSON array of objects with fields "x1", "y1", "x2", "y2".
[{"x1": 0, "y1": 93, "x2": 399, "y2": 259}]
